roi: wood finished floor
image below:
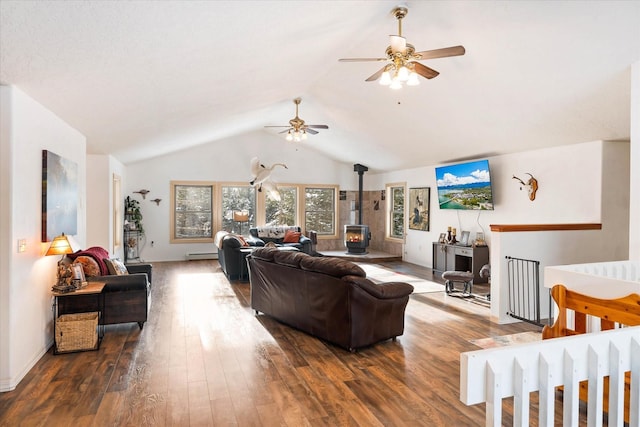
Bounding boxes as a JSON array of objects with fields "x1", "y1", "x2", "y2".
[{"x1": 1, "y1": 260, "x2": 569, "y2": 426}]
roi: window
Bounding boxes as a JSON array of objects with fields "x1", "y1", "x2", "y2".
[
  {"x1": 265, "y1": 186, "x2": 297, "y2": 226},
  {"x1": 387, "y1": 183, "x2": 405, "y2": 240},
  {"x1": 221, "y1": 185, "x2": 256, "y2": 235},
  {"x1": 304, "y1": 186, "x2": 337, "y2": 236},
  {"x1": 171, "y1": 181, "x2": 214, "y2": 243}
]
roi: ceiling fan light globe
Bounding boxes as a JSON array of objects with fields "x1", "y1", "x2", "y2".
[
  {"x1": 285, "y1": 132, "x2": 293, "y2": 141},
  {"x1": 301, "y1": 131, "x2": 308, "y2": 140},
  {"x1": 379, "y1": 71, "x2": 392, "y2": 85},
  {"x1": 407, "y1": 71, "x2": 420, "y2": 86},
  {"x1": 397, "y1": 66, "x2": 410, "y2": 81},
  {"x1": 389, "y1": 80, "x2": 402, "y2": 90}
]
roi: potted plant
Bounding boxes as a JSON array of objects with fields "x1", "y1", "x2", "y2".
[{"x1": 125, "y1": 196, "x2": 144, "y2": 235}]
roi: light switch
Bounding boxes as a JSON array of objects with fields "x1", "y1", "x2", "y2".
[{"x1": 17, "y1": 238, "x2": 26, "y2": 253}]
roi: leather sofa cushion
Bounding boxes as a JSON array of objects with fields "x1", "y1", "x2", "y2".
[
  {"x1": 251, "y1": 247, "x2": 278, "y2": 261},
  {"x1": 346, "y1": 275, "x2": 414, "y2": 299},
  {"x1": 300, "y1": 256, "x2": 365, "y2": 278},
  {"x1": 273, "y1": 250, "x2": 309, "y2": 268},
  {"x1": 87, "y1": 274, "x2": 148, "y2": 292}
]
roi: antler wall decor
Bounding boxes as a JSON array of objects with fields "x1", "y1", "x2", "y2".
[{"x1": 512, "y1": 173, "x2": 538, "y2": 201}]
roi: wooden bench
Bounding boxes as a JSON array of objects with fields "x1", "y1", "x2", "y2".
[{"x1": 542, "y1": 284, "x2": 640, "y2": 423}]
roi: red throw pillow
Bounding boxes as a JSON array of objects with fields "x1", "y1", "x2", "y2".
[{"x1": 283, "y1": 230, "x2": 301, "y2": 243}]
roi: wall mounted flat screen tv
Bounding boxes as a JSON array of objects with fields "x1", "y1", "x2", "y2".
[{"x1": 435, "y1": 159, "x2": 494, "y2": 210}]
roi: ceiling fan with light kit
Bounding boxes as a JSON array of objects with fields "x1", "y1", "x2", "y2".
[
  {"x1": 264, "y1": 98, "x2": 329, "y2": 142},
  {"x1": 339, "y1": 5, "x2": 465, "y2": 89}
]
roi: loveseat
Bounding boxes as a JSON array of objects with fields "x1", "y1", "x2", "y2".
[
  {"x1": 247, "y1": 226, "x2": 313, "y2": 254},
  {"x1": 247, "y1": 247, "x2": 414, "y2": 351},
  {"x1": 57, "y1": 247, "x2": 152, "y2": 329}
]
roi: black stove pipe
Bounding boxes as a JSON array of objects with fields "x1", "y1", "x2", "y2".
[{"x1": 353, "y1": 163, "x2": 368, "y2": 225}]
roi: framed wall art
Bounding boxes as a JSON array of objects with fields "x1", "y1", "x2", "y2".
[
  {"x1": 408, "y1": 187, "x2": 430, "y2": 231},
  {"x1": 42, "y1": 150, "x2": 78, "y2": 242}
]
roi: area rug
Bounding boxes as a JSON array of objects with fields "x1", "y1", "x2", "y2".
[
  {"x1": 469, "y1": 331, "x2": 542, "y2": 349},
  {"x1": 356, "y1": 263, "x2": 444, "y2": 294}
]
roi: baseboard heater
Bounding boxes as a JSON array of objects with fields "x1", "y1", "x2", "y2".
[{"x1": 185, "y1": 252, "x2": 218, "y2": 261}]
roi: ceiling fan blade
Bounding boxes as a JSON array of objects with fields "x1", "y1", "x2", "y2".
[
  {"x1": 412, "y1": 62, "x2": 440, "y2": 79},
  {"x1": 307, "y1": 125, "x2": 329, "y2": 129},
  {"x1": 278, "y1": 129, "x2": 292, "y2": 134},
  {"x1": 264, "y1": 125, "x2": 290, "y2": 128},
  {"x1": 305, "y1": 128, "x2": 319, "y2": 135},
  {"x1": 414, "y1": 45, "x2": 465, "y2": 60},
  {"x1": 339, "y1": 57, "x2": 388, "y2": 62},
  {"x1": 365, "y1": 65, "x2": 388, "y2": 82}
]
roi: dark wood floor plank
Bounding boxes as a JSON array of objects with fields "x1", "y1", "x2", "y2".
[{"x1": 2, "y1": 259, "x2": 586, "y2": 426}]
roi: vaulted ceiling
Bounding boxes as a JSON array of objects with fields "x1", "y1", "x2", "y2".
[{"x1": 1, "y1": 1, "x2": 639, "y2": 172}]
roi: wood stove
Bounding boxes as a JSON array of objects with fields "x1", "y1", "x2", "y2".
[
  {"x1": 345, "y1": 163, "x2": 371, "y2": 254},
  {"x1": 345, "y1": 225, "x2": 370, "y2": 254}
]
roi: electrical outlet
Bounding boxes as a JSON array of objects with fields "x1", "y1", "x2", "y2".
[{"x1": 17, "y1": 238, "x2": 26, "y2": 253}]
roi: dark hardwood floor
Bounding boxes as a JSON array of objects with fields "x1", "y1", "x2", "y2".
[{"x1": 1, "y1": 260, "x2": 552, "y2": 426}]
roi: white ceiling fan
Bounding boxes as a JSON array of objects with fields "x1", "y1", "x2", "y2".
[{"x1": 339, "y1": 5, "x2": 465, "y2": 89}]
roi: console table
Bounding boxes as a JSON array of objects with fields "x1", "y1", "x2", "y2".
[{"x1": 432, "y1": 243, "x2": 489, "y2": 283}]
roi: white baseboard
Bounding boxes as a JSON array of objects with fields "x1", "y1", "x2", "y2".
[{"x1": 185, "y1": 252, "x2": 218, "y2": 261}]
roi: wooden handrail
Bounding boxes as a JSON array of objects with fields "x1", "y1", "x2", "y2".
[{"x1": 489, "y1": 223, "x2": 602, "y2": 232}]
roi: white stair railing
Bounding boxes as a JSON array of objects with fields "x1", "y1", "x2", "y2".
[{"x1": 460, "y1": 326, "x2": 640, "y2": 427}]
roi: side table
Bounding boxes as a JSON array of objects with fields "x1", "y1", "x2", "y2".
[
  {"x1": 52, "y1": 282, "x2": 106, "y2": 354},
  {"x1": 238, "y1": 247, "x2": 254, "y2": 282}
]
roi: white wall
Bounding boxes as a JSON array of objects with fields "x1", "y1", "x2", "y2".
[
  {"x1": 87, "y1": 154, "x2": 125, "y2": 258},
  {"x1": 125, "y1": 131, "x2": 358, "y2": 261},
  {"x1": 368, "y1": 140, "x2": 615, "y2": 266},
  {"x1": 630, "y1": 60, "x2": 640, "y2": 260},
  {"x1": 0, "y1": 86, "x2": 12, "y2": 393},
  {"x1": 0, "y1": 86, "x2": 86, "y2": 391}
]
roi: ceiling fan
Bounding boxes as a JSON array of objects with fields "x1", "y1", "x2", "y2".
[
  {"x1": 264, "y1": 98, "x2": 329, "y2": 142},
  {"x1": 339, "y1": 5, "x2": 465, "y2": 88}
]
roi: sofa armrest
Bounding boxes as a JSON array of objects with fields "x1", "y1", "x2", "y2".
[
  {"x1": 126, "y1": 263, "x2": 152, "y2": 284},
  {"x1": 87, "y1": 273, "x2": 149, "y2": 292},
  {"x1": 345, "y1": 275, "x2": 414, "y2": 299},
  {"x1": 298, "y1": 235, "x2": 312, "y2": 253}
]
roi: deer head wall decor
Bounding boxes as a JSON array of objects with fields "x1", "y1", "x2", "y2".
[{"x1": 512, "y1": 173, "x2": 538, "y2": 201}]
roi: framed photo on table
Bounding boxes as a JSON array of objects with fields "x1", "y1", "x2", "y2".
[
  {"x1": 71, "y1": 264, "x2": 87, "y2": 289},
  {"x1": 459, "y1": 231, "x2": 471, "y2": 246}
]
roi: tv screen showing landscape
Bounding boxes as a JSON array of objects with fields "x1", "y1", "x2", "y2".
[{"x1": 435, "y1": 160, "x2": 494, "y2": 210}]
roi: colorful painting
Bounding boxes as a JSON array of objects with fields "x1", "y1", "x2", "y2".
[
  {"x1": 409, "y1": 187, "x2": 430, "y2": 231},
  {"x1": 42, "y1": 150, "x2": 78, "y2": 241}
]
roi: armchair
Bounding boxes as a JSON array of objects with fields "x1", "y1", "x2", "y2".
[{"x1": 214, "y1": 230, "x2": 258, "y2": 281}]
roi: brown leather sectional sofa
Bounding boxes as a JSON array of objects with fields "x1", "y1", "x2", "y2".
[{"x1": 247, "y1": 247, "x2": 414, "y2": 351}]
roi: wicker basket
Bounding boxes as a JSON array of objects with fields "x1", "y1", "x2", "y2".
[{"x1": 55, "y1": 312, "x2": 99, "y2": 352}]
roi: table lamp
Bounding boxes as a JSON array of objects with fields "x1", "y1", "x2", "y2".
[{"x1": 46, "y1": 233, "x2": 76, "y2": 287}]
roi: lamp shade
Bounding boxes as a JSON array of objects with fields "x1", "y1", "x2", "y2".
[{"x1": 45, "y1": 233, "x2": 76, "y2": 256}]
